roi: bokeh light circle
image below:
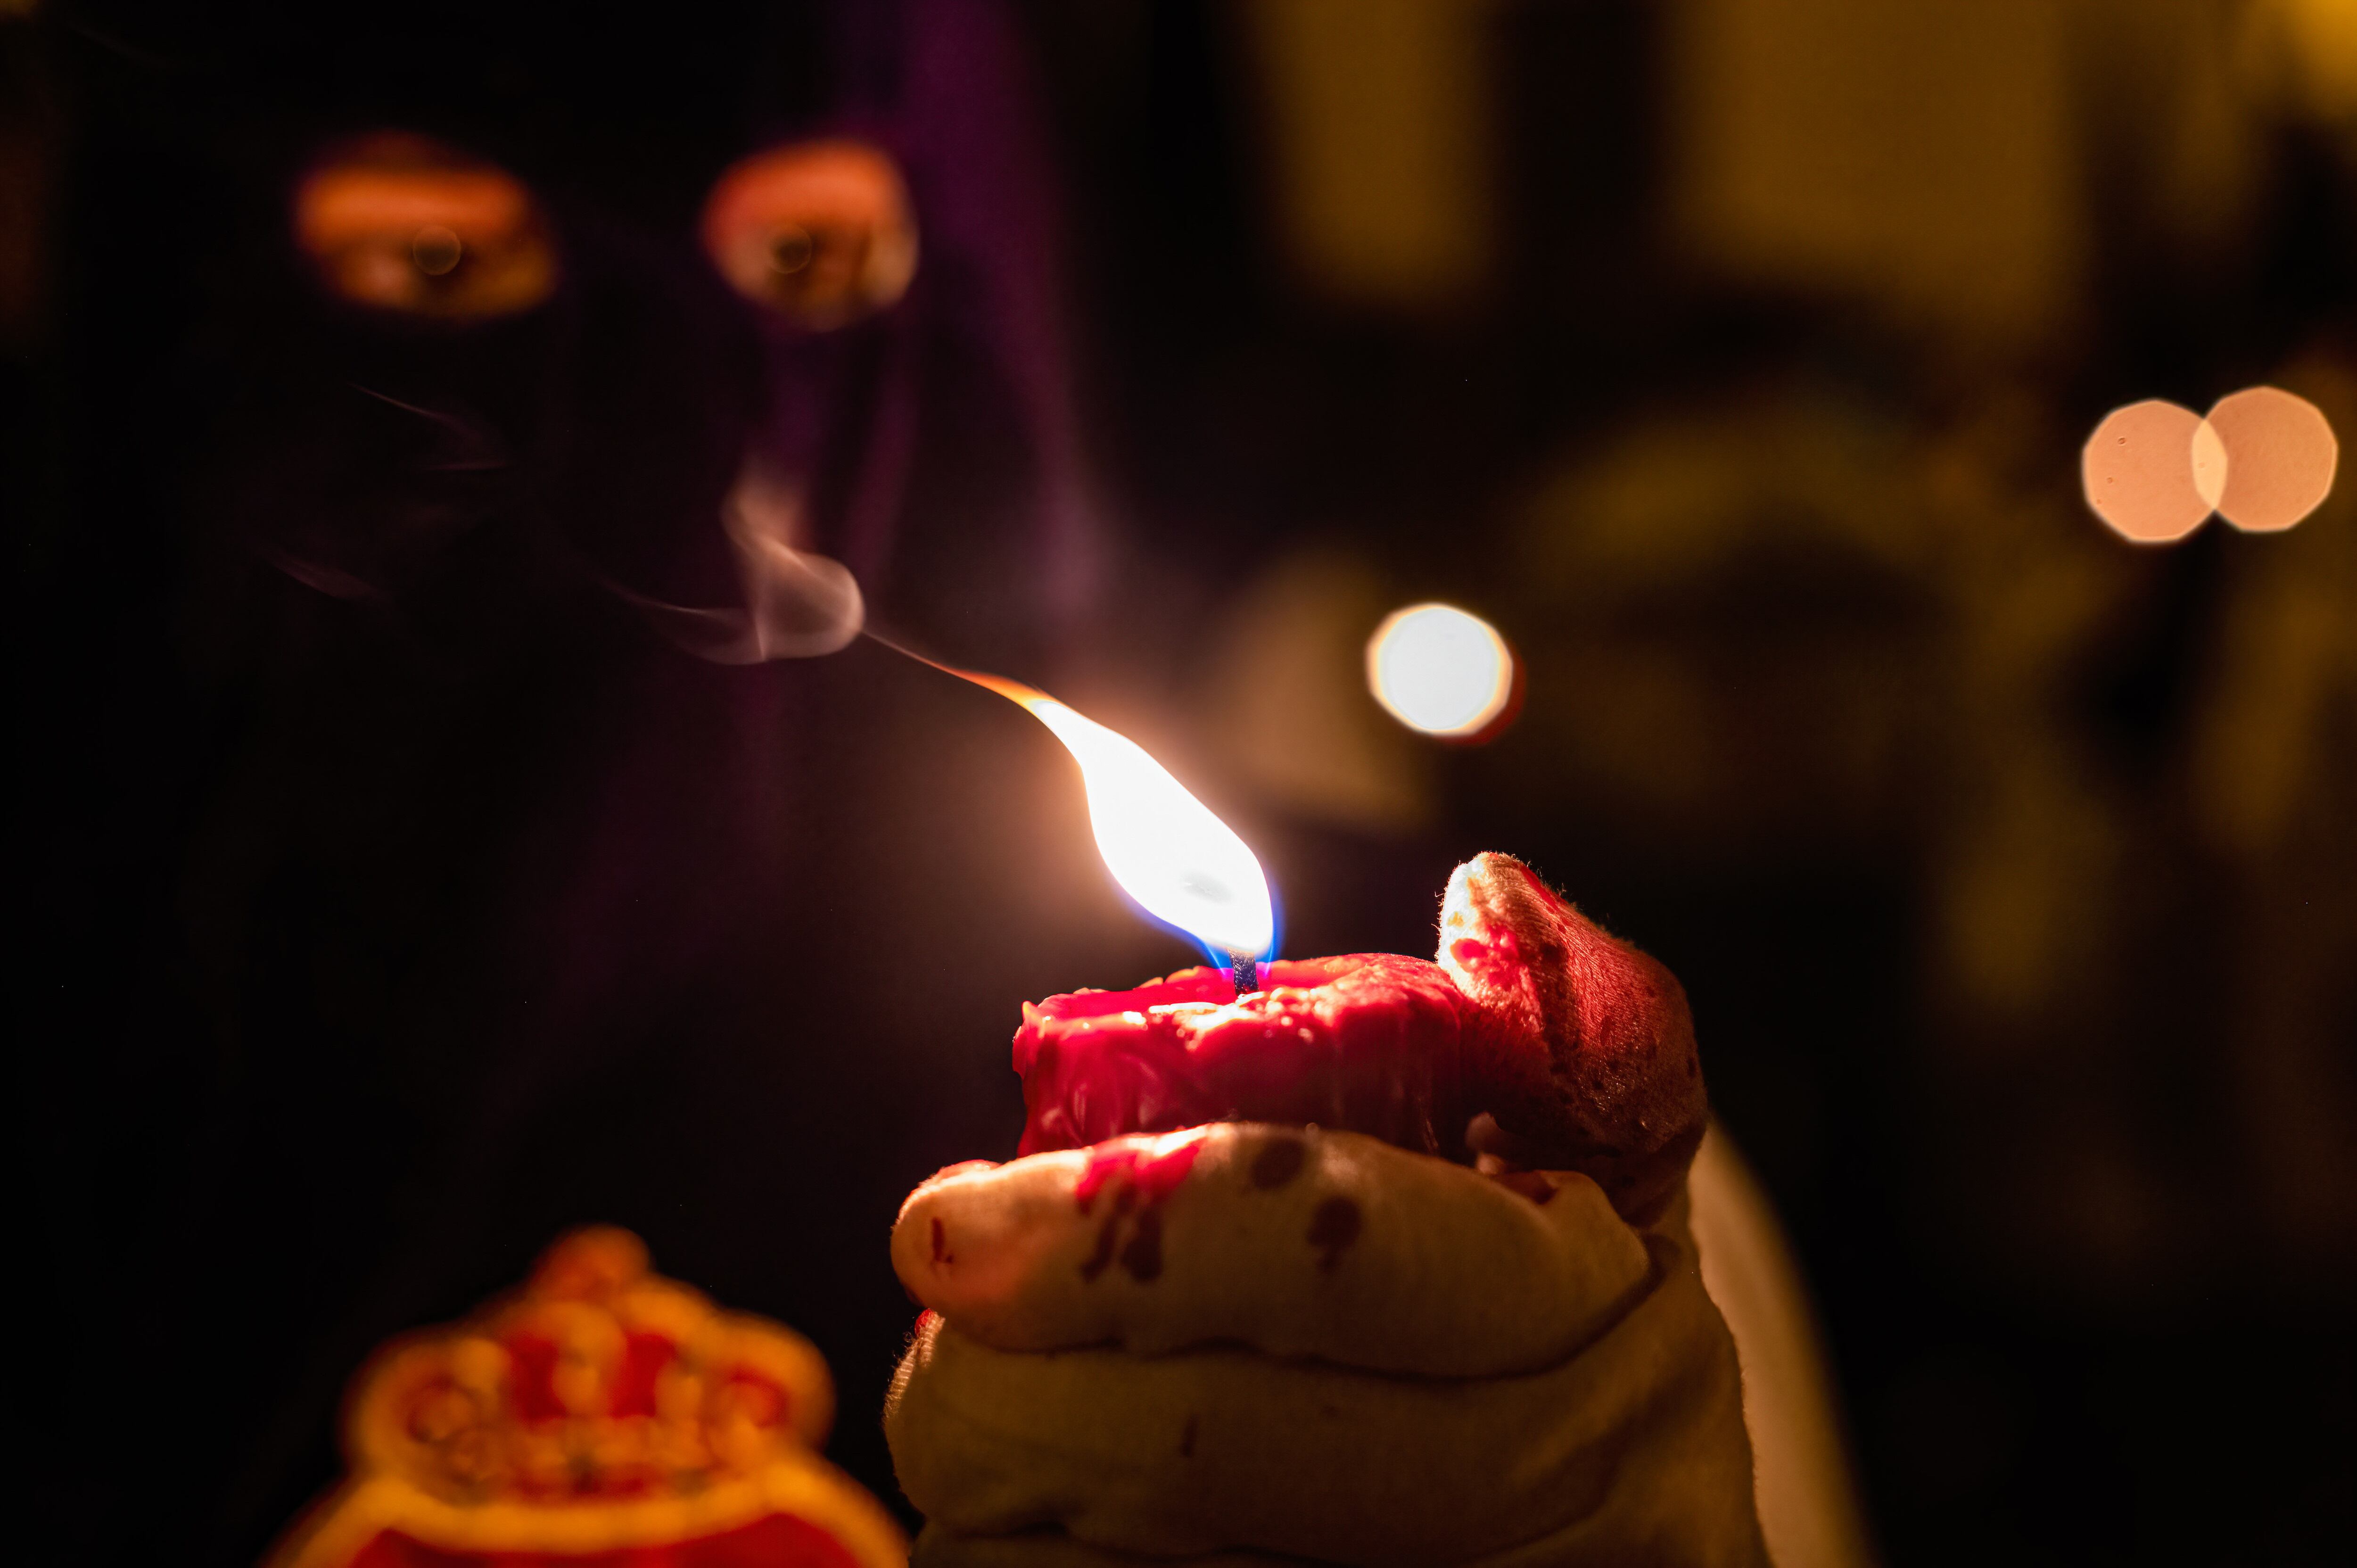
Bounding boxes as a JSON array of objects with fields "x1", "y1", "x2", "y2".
[
  {"x1": 2205, "y1": 386, "x2": 2338, "y2": 534},
  {"x1": 1366, "y1": 603, "x2": 1517, "y2": 738},
  {"x1": 2081, "y1": 399, "x2": 2213, "y2": 545}
]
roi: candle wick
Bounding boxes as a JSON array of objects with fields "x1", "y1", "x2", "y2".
[{"x1": 1230, "y1": 950, "x2": 1259, "y2": 998}]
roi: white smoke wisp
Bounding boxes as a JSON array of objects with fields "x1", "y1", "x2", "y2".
[
  {"x1": 622, "y1": 460, "x2": 865, "y2": 664},
  {"x1": 721, "y1": 462, "x2": 866, "y2": 658}
]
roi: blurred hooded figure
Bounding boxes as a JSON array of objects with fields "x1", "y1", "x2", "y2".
[{"x1": 19, "y1": 3, "x2": 1152, "y2": 1561}]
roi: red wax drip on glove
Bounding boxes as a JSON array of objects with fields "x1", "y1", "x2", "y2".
[{"x1": 1012, "y1": 853, "x2": 1706, "y2": 1223}]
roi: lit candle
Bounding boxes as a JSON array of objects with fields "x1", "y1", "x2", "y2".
[{"x1": 936, "y1": 660, "x2": 1705, "y2": 1222}]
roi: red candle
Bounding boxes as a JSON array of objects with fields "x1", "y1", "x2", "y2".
[
  {"x1": 909, "y1": 658, "x2": 1704, "y2": 1221},
  {"x1": 1439, "y1": 853, "x2": 1707, "y2": 1222},
  {"x1": 1013, "y1": 952, "x2": 1473, "y2": 1161},
  {"x1": 1014, "y1": 854, "x2": 1707, "y2": 1224}
]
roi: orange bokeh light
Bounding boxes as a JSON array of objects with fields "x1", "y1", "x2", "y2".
[
  {"x1": 2205, "y1": 386, "x2": 2338, "y2": 534},
  {"x1": 2081, "y1": 399, "x2": 2213, "y2": 545}
]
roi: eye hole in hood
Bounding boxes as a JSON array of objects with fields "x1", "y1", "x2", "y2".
[
  {"x1": 700, "y1": 139, "x2": 918, "y2": 330},
  {"x1": 293, "y1": 132, "x2": 558, "y2": 323}
]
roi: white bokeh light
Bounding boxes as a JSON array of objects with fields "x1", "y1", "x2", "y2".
[{"x1": 1366, "y1": 603, "x2": 1516, "y2": 737}]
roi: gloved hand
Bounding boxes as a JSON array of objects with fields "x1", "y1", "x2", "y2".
[{"x1": 884, "y1": 1122, "x2": 1769, "y2": 1568}]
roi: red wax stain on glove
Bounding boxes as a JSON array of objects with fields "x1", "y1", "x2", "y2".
[
  {"x1": 1065, "y1": 1131, "x2": 1210, "y2": 1285},
  {"x1": 1014, "y1": 953, "x2": 1472, "y2": 1161},
  {"x1": 1073, "y1": 1129, "x2": 1209, "y2": 1213}
]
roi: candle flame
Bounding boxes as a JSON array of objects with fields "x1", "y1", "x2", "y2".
[{"x1": 956, "y1": 668, "x2": 1275, "y2": 962}]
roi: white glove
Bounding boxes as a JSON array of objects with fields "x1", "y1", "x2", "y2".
[{"x1": 884, "y1": 1123, "x2": 1769, "y2": 1568}]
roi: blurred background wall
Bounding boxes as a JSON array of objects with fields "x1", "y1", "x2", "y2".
[
  {"x1": 8, "y1": 1, "x2": 2353, "y2": 1564},
  {"x1": 1021, "y1": 2, "x2": 2357, "y2": 1560}
]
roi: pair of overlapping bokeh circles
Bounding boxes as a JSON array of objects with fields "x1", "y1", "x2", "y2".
[{"x1": 2082, "y1": 388, "x2": 2337, "y2": 544}]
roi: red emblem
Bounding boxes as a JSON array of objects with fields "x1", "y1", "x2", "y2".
[{"x1": 265, "y1": 1228, "x2": 906, "y2": 1568}]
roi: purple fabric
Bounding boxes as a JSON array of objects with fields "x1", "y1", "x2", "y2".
[{"x1": 754, "y1": 0, "x2": 1100, "y2": 630}]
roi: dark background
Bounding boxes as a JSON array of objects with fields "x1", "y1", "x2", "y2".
[{"x1": 10, "y1": 2, "x2": 2354, "y2": 1564}]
